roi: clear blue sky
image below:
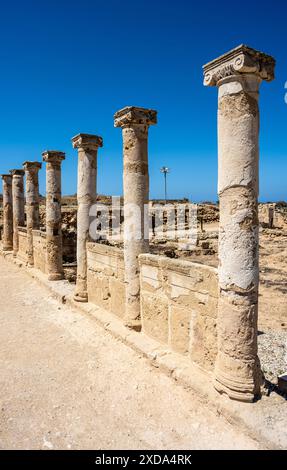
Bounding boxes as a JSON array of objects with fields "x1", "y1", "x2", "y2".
[{"x1": 0, "y1": 0, "x2": 286, "y2": 202}]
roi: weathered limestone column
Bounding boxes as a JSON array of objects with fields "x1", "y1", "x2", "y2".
[
  {"x1": 114, "y1": 106, "x2": 157, "y2": 330},
  {"x1": 72, "y1": 133, "x2": 103, "y2": 302},
  {"x1": 10, "y1": 169, "x2": 25, "y2": 257},
  {"x1": 42, "y1": 151, "x2": 65, "y2": 281},
  {"x1": 1, "y1": 174, "x2": 13, "y2": 251},
  {"x1": 203, "y1": 45, "x2": 275, "y2": 402},
  {"x1": 23, "y1": 162, "x2": 42, "y2": 266}
]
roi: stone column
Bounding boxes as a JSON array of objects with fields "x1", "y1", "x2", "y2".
[
  {"x1": 1, "y1": 174, "x2": 13, "y2": 251},
  {"x1": 10, "y1": 169, "x2": 25, "y2": 257},
  {"x1": 42, "y1": 151, "x2": 65, "y2": 281},
  {"x1": 203, "y1": 45, "x2": 275, "y2": 402},
  {"x1": 72, "y1": 133, "x2": 103, "y2": 302},
  {"x1": 23, "y1": 162, "x2": 42, "y2": 266},
  {"x1": 114, "y1": 106, "x2": 157, "y2": 330}
]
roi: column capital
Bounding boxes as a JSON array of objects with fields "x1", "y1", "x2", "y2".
[
  {"x1": 10, "y1": 169, "x2": 25, "y2": 177},
  {"x1": 23, "y1": 161, "x2": 42, "y2": 171},
  {"x1": 72, "y1": 133, "x2": 103, "y2": 152},
  {"x1": 42, "y1": 151, "x2": 65, "y2": 164},
  {"x1": 1, "y1": 174, "x2": 12, "y2": 181},
  {"x1": 203, "y1": 44, "x2": 275, "y2": 87},
  {"x1": 114, "y1": 106, "x2": 157, "y2": 128}
]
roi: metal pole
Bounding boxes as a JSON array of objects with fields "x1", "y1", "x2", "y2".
[
  {"x1": 164, "y1": 171, "x2": 167, "y2": 202},
  {"x1": 160, "y1": 167, "x2": 170, "y2": 204}
]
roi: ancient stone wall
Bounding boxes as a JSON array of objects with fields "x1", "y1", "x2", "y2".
[
  {"x1": 87, "y1": 242, "x2": 126, "y2": 318},
  {"x1": 32, "y1": 230, "x2": 47, "y2": 274},
  {"x1": 86, "y1": 242, "x2": 218, "y2": 372},
  {"x1": 17, "y1": 227, "x2": 28, "y2": 263},
  {"x1": 259, "y1": 203, "x2": 287, "y2": 229},
  {"x1": 139, "y1": 254, "x2": 218, "y2": 371}
]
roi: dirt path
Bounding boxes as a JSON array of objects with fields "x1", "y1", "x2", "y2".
[{"x1": 0, "y1": 257, "x2": 261, "y2": 450}]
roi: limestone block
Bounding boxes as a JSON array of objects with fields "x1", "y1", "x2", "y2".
[
  {"x1": 141, "y1": 293, "x2": 169, "y2": 344},
  {"x1": 17, "y1": 228, "x2": 28, "y2": 263},
  {"x1": 190, "y1": 313, "x2": 217, "y2": 371},
  {"x1": 87, "y1": 269, "x2": 110, "y2": 309},
  {"x1": 167, "y1": 262, "x2": 218, "y2": 298},
  {"x1": 169, "y1": 305, "x2": 192, "y2": 355},
  {"x1": 87, "y1": 243, "x2": 125, "y2": 316},
  {"x1": 139, "y1": 252, "x2": 219, "y2": 370},
  {"x1": 110, "y1": 277, "x2": 125, "y2": 318},
  {"x1": 140, "y1": 263, "x2": 161, "y2": 291},
  {"x1": 32, "y1": 230, "x2": 47, "y2": 274}
]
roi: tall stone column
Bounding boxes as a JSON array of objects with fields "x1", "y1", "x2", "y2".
[
  {"x1": 23, "y1": 162, "x2": 42, "y2": 266},
  {"x1": 114, "y1": 106, "x2": 157, "y2": 330},
  {"x1": 203, "y1": 45, "x2": 275, "y2": 402},
  {"x1": 72, "y1": 133, "x2": 103, "y2": 302},
  {"x1": 42, "y1": 151, "x2": 65, "y2": 281},
  {"x1": 1, "y1": 174, "x2": 13, "y2": 251},
  {"x1": 10, "y1": 169, "x2": 25, "y2": 257}
]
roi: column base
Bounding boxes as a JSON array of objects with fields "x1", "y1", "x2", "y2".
[
  {"x1": 214, "y1": 364, "x2": 262, "y2": 403},
  {"x1": 123, "y1": 317, "x2": 142, "y2": 332},
  {"x1": 48, "y1": 272, "x2": 64, "y2": 281},
  {"x1": 27, "y1": 253, "x2": 34, "y2": 267},
  {"x1": 74, "y1": 291, "x2": 88, "y2": 303},
  {"x1": 2, "y1": 246, "x2": 13, "y2": 252},
  {"x1": 214, "y1": 378, "x2": 258, "y2": 403}
]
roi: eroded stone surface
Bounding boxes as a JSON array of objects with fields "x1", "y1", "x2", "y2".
[
  {"x1": 139, "y1": 253, "x2": 218, "y2": 370},
  {"x1": 23, "y1": 161, "x2": 42, "y2": 266},
  {"x1": 1, "y1": 174, "x2": 13, "y2": 251},
  {"x1": 204, "y1": 45, "x2": 275, "y2": 402},
  {"x1": 87, "y1": 242, "x2": 126, "y2": 318},
  {"x1": 114, "y1": 106, "x2": 157, "y2": 330},
  {"x1": 10, "y1": 170, "x2": 25, "y2": 257},
  {"x1": 42, "y1": 151, "x2": 65, "y2": 281},
  {"x1": 72, "y1": 133, "x2": 103, "y2": 302}
]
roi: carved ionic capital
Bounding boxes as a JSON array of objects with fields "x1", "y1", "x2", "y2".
[
  {"x1": 42, "y1": 150, "x2": 65, "y2": 164},
  {"x1": 72, "y1": 133, "x2": 103, "y2": 152},
  {"x1": 1, "y1": 174, "x2": 12, "y2": 181},
  {"x1": 10, "y1": 169, "x2": 25, "y2": 177},
  {"x1": 203, "y1": 44, "x2": 275, "y2": 87},
  {"x1": 114, "y1": 106, "x2": 157, "y2": 128},
  {"x1": 23, "y1": 161, "x2": 42, "y2": 172}
]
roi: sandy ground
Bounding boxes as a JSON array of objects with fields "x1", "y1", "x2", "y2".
[{"x1": 0, "y1": 257, "x2": 261, "y2": 450}]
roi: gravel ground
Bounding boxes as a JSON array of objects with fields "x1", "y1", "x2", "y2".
[{"x1": 258, "y1": 330, "x2": 287, "y2": 383}]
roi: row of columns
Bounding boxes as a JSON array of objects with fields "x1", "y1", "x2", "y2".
[
  {"x1": 1, "y1": 108, "x2": 157, "y2": 329},
  {"x1": 0, "y1": 44, "x2": 275, "y2": 403},
  {"x1": 1, "y1": 155, "x2": 65, "y2": 282}
]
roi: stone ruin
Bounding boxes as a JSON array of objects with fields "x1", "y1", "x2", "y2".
[{"x1": 0, "y1": 45, "x2": 279, "y2": 403}]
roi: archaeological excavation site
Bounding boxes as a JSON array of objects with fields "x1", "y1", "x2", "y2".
[{"x1": 0, "y1": 41, "x2": 286, "y2": 453}]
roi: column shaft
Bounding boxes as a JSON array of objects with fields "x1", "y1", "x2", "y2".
[
  {"x1": 23, "y1": 162, "x2": 41, "y2": 266},
  {"x1": 43, "y1": 151, "x2": 65, "y2": 281},
  {"x1": 203, "y1": 45, "x2": 275, "y2": 402},
  {"x1": 122, "y1": 124, "x2": 149, "y2": 328},
  {"x1": 72, "y1": 134, "x2": 102, "y2": 302},
  {"x1": 11, "y1": 170, "x2": 25, "y2": 257},
  {"x1": 216, "y1": 75, "x2": 261, "y2": 401},
  {"x1": 114, "y1": 106, "x2": 157, "y2": 330},
  {"x1": 1, "y1": 175, "x2": 13, "y2": 251}
]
